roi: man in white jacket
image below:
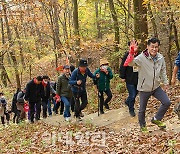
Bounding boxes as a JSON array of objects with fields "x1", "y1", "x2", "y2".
[{"x1": 126, "y1": 38, "x2": 171, "y2": 132}]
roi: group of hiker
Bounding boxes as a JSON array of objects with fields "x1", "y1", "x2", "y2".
[{"x1": 0, "y1": 37, "x2": 179, "y2": 132}]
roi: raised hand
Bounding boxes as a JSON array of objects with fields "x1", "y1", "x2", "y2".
[{"x1": 129, "y1": 40, "x2": 138, "y2": 55}]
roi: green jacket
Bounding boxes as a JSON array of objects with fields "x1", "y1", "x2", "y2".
[
  {"x1": 94, "y1": 67, "x2": 113, "y2": 91},
  {"x1": 56, "y1": 74, "x2": 72, "y2": 98}
]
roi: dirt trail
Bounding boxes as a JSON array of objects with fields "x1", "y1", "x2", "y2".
[{"x1": 42, "y1": 107, "x2": 180, "y2": 133}]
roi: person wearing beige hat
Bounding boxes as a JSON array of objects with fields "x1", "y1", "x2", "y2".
[{"x1": 94, "y1": 58, "x2": 113, "y2": 114}]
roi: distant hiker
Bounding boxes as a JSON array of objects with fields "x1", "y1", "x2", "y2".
[
  {"x1": 171, "y1": 52, "x2": 180, "y2": 119},
  {"x1": 69, "y1": 59, "x2": 100, "y2": 121},
  {"x1": 41, "y1": 76, "x2": 56, "y2": 119},
  {"x1": 56, "y1": 65, "x2": 72, "y2": 122},
  {"x1": 126, "y1": 38, "x2": 171, "y2": 132},
  {"x1": 120, "y1": 41, "x2": 139, "y2": 117},
  {"x1": 0, "y1": 92, "x2": 10, "y2": 126},
  {"x1": 94, "y1": 58, "x2": 113, "y2": 114},
  {"x1": 48, "y1": 81, "x2": 57, "y2": 116},
  {"x1": 16, "y1": 88, "x2": 26, "y2": 122},
  {"x1": 24, "y1": 76, "x2": 43, "y2": 123},
  {"x1": 11, "y1": 88, "x2": 21, "y2": 123}
]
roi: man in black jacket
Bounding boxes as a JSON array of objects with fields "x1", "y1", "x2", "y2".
[
  {"x1": 42, "y1": 76, "x2": 56, "y2": 118},
  {"x1": 119, "y1": 41, "x2": 139, "y2": 117},
  {"x1": 25, "y1": 76, "x2": 43, "y2": 123}
]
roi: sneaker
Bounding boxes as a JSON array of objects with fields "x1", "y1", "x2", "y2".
[
  {"x1": 140, "y1": 126, "x2": 149, "y2": 133},
  {"x1": 65, "y1": 117, "x2": 71, "y2": 122},
  {"x1": 129, "y1": 111, "x2": 136, "y2": 117},
  {"x1": 104, "y1": 103, "x2": 110, "y2": 109},
  {"x1": 151, "y1": 118, "x2": 166, "y2": 129}
]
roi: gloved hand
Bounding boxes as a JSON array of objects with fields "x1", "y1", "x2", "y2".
[
  {"x1": 55, "y1": 94, "x2": 60, "y2": 103},
  {"x1": 124, "y1": 40, "x2": 138, "y2": 66}
]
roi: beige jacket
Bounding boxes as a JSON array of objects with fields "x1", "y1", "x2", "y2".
[{"x1": 129, "y1": 50, "x2": 169, "y2": 92}]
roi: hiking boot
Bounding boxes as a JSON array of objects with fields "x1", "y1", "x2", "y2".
[
  {"x1": 125, "y1": 101, "x2": 129, "y2": 107},
  {"x1": 79, "y1": 112, "x2": 84, "y2": 117},
  {"x1": 140, "y1": 126, "x2": 149, "y2": 133},
  {"x1": 100, "y1": 111, "x2": 104, "y2": 114},
  {"x1": 151, "y1": 118, "x2": 166, "y2": 129},
  {"x1": 104, "y1": 103, "x2": 110, "y2": 109},
  {"x1": 129, "y1": 111, "x2": 136, "y2": 117},
  {"x1": 30, "y1": 120, "x2": 34, "y2": 124},
  {"x1": 76, "y1": 116, "x2": 82, "y2": 122}
]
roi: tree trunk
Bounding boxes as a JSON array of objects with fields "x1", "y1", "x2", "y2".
[
  {"x1": 133, "y1": 0, "x2": 148, "y2": 51},
  {"x1": 52, "y1": 0, "x2": 62, "y2": 50},
  {"x1": 108, "y1": 0, "x2": 120, "y2": 52},
  {"x1": 13, "y1": 25, "x2": 26, "y2": 67},
  {"x1": 165, "y1": 0, "x2": 180, "y2": 53},
  {"x1": 2, "y1": 0, "x2": 21, "y2": 88},
  {"x1": 167, "y1": 14, "x2": 173, "y2": 84},
  {"x1": 148, "y1": 2, "x2": 158, "y2": 38},
  {"x1": 95, "y1": 0, "x2": 102, "y2": 39},
  {"x1": 72, "y1": 0, "x2": 80, "y2": 46},
  {"x1": 0, "y1": 16, "x2": 11, "y2": 87}
]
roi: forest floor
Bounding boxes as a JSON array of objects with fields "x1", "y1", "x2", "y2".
[
  {"x1": 0, "y1": 87, "x2": 180, "y2": 153},
  {"x1": 0, "y1": 52, "x2": 180, "y2": 153}
]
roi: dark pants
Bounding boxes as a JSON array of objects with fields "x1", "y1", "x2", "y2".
[
  {"x1": 99, "y1": 89, "x2": 112, "y2": 112},
  {"x1": 126, "y1": 83, "x2": 138, "y2": 112},
  {"x1": 55, "y1": 101, "x2": 64, "y2": 114},
  {"x1": 1, "y1": 107, "x2": 10, "y2": 125},
  {"x1": 13, "y1": 112, "x2": 18, "y2": 123},
  {"x1": 71, "y1": 97, "x2": 75, "y2": 112},
  {"x1": 73, "y1": 91, "x2": 88, "y2": 117},
  {"x1": 139, "y1": 87, "x2": 171, "y2": 127},
  {"x1": 42, "y1": 99, "x2": 49, "y2": 118},
  {"x1": 29, "y1": 101, "x2": 41, "y2": 122}
]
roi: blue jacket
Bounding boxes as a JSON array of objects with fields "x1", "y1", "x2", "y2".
[
  {"x1": 175, "y1": 52, "x2": 180, "y2": 80},
  {"x1": 69, "y1": 68, "x2": 96, "y2": 93}
]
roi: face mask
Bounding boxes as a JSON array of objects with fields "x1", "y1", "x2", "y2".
[
  {"x1": 44, "y1": 81, "x2": 48, "y2": 84},
  {"x1": 101, "y1": 65, "x2": 108, "y2": 70},
  {"x1": 0, "y1": 96, "x2": 5, "y2": 99}
]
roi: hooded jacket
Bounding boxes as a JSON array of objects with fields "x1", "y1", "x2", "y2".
[{"x1": 129, "y1": 49, "x2": 169, "y2": 92}]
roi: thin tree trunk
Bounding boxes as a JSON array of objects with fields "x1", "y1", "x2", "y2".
[
  {"x1": 108, "y1": 0, "x2": 120, "y2": 52},
  {"x1": 167, "y1": 14, "x2": 173, "y2": 84},
  {"x1": 2, "y1": 0, "x2": 21, "y2": 88},
  {"x1": 72, "y1": 0, "x2": 80, "y2": 46},
  {"x1": 13, "y1": 25, "x2": 26, "y2": 67},
  {"x1": 0, "y1": 16, "x2": 11, "y2": 87},
  {"x1": 95, "y1": 0, "x2": 102, "y2": 39},
  {"x1": 148, "y1": 2, "x2": 158, "y2": 38}
]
